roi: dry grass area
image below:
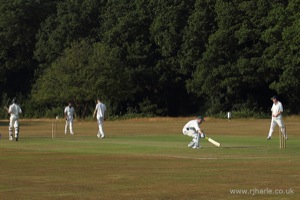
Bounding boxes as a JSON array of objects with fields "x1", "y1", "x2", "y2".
[{"x1": 0, "y1": 117, "x2": 299, "y2": 200}]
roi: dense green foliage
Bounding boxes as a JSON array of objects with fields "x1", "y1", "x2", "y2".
[{"x1": 0, "y1": 0, "x2": 299, "y2": 118}]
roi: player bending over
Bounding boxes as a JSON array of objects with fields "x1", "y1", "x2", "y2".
[{"x1": 182, "y1": 116, "x2": 206, "y2": 149}]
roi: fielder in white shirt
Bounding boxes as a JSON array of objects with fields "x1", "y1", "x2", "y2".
[
  {"x1": 6, "y1": 98, "x2": 22, "y2": 141},
  {"x1": 93, "y1": 99, "x2": 106, "y2": 138},
  {"x1": 267, "y1": 95, "x2": 287, "y2": 140},
  {"x1": 182, "y1": 116, "x2": 206, "y2": 149},
  {"x1": 64, "y1": 102, "x2": 75, "y2": 134}
]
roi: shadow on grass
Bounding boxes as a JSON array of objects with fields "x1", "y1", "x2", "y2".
[{"x1": 221, "y1": 145, "x2": 265, "y2": 149}]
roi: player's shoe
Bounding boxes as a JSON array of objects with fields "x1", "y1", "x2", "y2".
[
  {"x1": 9, "y1": 137, "x2": 13, "y2": 141},
  {"x1": 192, "y1": 145, "x2": 202, "y2": 149},
  {"x1": 97, "y1": 134, "x2": 100, "y2": 138},
  {"x1": 188, "y1": 142, "x2": 194, "y2": 147},
  {"x1": 266, "y1": 136, "x2": 271, "y2": 140},
  {"x1": 100, "y1": 135, "x2": 105, "y2": 139},
  {"x1": 16, "y1": 137, "x2": 18, "y2": 141}
]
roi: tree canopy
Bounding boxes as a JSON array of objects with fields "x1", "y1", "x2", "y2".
[{"x1": 1, "y1": 0, "x2": 299, "y2": 118}]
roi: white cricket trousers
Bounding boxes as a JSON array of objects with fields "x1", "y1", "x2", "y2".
[
  {"x1": 65, "y1": 119, "x2": 74, "y2": 134},
  {"x1": 97, "y1": 117, "x2": 105, "y2": 137},
  {"x1": 182, "y1": 128, "x2": 200, "y2": 146},
  {"x1": 268, "y1": 117, "x2": 286, "y2": 137},
  {"x1": 9, "y1": 115, "x2": 20, "y2": 140}
]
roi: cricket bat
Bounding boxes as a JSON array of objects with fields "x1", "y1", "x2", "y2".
[{"x1": 205, "y1": 137, "x2": 221, "y2": 147}]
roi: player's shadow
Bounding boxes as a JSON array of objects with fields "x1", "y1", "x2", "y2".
[{"x1": 222, "y1": 145, "x2": 264, "y2": 148}]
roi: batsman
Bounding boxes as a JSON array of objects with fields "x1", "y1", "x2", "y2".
[
  {"x1": 182, "y1": 116, "x2": 206, "y2": 149},
  {"x1": 4, "y1": 98, "x2": 22, "y2": 141}
]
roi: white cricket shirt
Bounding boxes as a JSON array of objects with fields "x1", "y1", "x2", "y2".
[
  {"x1": 95, "y1": 103, "x2": 106, "y2": 118},
  {"x1": 8, "y1": 103, "x2": 22, "y2": 117},
  {"x1": 271, "y1": 101, "x2": 283, "y2": 119}
]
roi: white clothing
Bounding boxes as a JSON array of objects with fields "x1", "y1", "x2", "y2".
[
  {"x1": 65, "y1": 119, "x2": 74, "y2": 134},
  {"x1": 95, "y1": 102, "x2": 106, "y2": 137},
  {"x1": 271, "y1": 101, "x2": 283, "y2": 119},
  {"x1": 182, "y1": 119, "x2": 200, "y2": 133},
  {"x1": 182, "y1": 119, "x2": 202, "y2": 148},
  {"x1": 8, "y1": 103, "x2": 22, "y2": 118},
  {"x1": 64, "y1": 106, "x2": 75, "y2": 134},
  {"x1": 64, "y1": 106, "x2": 75, "y2": 120},
  {"x1": 8, "y1": 103, "x2": 22, "y2": 140},
  {"x1": 97, "y1": 117, "x2": 105, "y2": 138},
  {"x1": 268, "y1": 118, "x2": 285, "y2": 138},
  {"x1": 95, "y1": 103, "x2": 106, "y2": 119},
  {"x1": 268, "y1": 101, "x2": 286, "y2": 138}
]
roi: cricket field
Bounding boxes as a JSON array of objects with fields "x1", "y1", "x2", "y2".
[{"x1": 0, "y1": 117, "x2": 299, "y2": 200}]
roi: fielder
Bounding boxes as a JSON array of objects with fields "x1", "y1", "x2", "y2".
[
  {"x1": 267, "y1": 95, "x2": 287, "y2": 140},
  {"x1": 182, "y1": 116, "x2": 206, "y2": 149},
  {"x1": 93, "y1": 99, "x2": 106, "y2": 138},
  {"x1": 6, "y1": 98, "x2": 22, "y2": 141},
  {"x1": 64, "y1": 102, "x2": 75, "y2": 134}
]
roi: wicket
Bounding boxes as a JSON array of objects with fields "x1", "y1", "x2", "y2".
[
  {"x1": 279, "y1": 128, "x2": 286, "y2": 149},
  {"x1": 51, "y1": 122, "x2": 57, "y2": 139}
]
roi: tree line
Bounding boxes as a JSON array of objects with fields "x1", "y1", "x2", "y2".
[{"x1": 0, "y1": 0, "x2": 299, "y2": 119}]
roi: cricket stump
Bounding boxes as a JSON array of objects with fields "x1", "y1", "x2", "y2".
[
  {"x1": 279, "y1": 128, "x2": 286, "y2": 149},
  {"x1": 52, "y1": 121, "x2": 57, "y2": 139}
]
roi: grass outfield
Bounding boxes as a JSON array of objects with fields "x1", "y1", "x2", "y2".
[{"x1": 0, "y1": 117, "x2": 299, "y2": 200}]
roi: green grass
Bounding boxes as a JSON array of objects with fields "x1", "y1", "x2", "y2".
[{"x1": 0, "y1": 117, "x2": 299, "y2": 200}]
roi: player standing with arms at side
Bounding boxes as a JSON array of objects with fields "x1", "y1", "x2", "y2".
[
  {"x1": 64, "y1": 102, "x2": 75, "y2": 135},
  {"x1": 267, "y1": 95, "x2": 287, "y2": 140},
  {"x1": 5, "y1": 98, "x2": 22, "y2": 141},
  {"x1": 93, "y1": 99, "x2": 106, "y2": 138},
  {"x1": 182, "y1": 116, "x2": 206, "y2": 149}
]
